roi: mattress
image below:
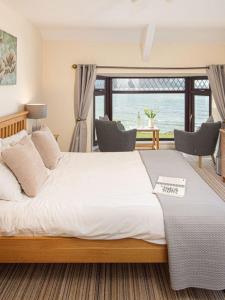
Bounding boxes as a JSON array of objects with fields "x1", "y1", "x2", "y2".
[{"x1": 0, "y1": 151, "x2": 165, "y2": 244}]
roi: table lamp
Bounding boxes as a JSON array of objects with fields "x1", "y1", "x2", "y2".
[{"x1": 25, "y1": 103, "x2": 48, "y2": 131}]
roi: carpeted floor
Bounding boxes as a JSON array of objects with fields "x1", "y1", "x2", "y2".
[
  {"x1": 0, "y1": 156, "x2": 225, "y2": 300},
  {"x1": 186, "y1": 155, "x2": 225, "y2": 201},
  {"x1": 0, "y1": 263, "x2": 225, "y2": 300}
]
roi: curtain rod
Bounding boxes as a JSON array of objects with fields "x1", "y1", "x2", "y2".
[{"x1": 72, "y1": 64, "x2": 209, "y2": 70}]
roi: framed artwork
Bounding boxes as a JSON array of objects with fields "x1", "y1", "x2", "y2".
[{"x1": 0, "y1": 29, "x2": 17, "y2": 85}]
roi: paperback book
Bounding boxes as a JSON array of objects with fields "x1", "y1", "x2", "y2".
[{"x1": 153, "y1": 176, "x2": 186, "y2": 197}]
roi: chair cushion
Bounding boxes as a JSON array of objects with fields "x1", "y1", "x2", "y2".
[
  {"x1": 117, "y1": 121, "x2": 125, "y2": 131},
  {"x1": 206, "y1": 115, "x2": 214, "y2": 123},
  {"x1": 99, "y1": 115, "x2": 109, "y2": 121}
]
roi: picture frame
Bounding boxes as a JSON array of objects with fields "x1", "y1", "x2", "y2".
[{"x1": 0, "y1": 29, "x2": 17, "y2": 85}]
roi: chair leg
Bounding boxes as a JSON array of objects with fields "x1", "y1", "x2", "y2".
[
  {"x1": 211, "y1": 154, "x2": 216, "y2": 165},
  {"x1": 198, "y1": 156, "x2": 202, "y2": 168}
]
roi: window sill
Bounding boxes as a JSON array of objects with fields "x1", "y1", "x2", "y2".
[{"x1": 92, "y1": 141, "x2": 175, "y2": 152}]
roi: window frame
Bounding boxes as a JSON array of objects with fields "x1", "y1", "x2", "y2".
[
  {"x1": 93, "y1": 76, "x2": 111, "y2": 145},
  {"x1": 186, "y1": 76, "x2": 212, "y2": 132},
  {"x1": 93, "y1": 76, "x2": 211, "y2": 144}
]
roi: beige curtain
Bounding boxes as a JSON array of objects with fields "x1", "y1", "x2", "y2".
[
  {"x1": 207, "y1": 65, "x2": 225, "y2": 120},
  {"x1": 70, "y1": 64, "x2": 96, "y2": 152}
]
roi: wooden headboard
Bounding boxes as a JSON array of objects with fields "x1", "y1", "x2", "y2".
[{"x1": 0, "y1": 111, "x2": 28, "y2": 138}]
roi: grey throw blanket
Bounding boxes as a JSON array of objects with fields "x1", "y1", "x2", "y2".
[{"x1": 140, "y1": 150, "x2": 225, "y2": 290}]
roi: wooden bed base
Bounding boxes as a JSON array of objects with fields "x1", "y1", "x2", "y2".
[
  {"x1": 0, "y1": 237, "x2": 167, "y2": 263},
  {"x1": 0, "y1": 111, "x2": 167, "y2": 263}
]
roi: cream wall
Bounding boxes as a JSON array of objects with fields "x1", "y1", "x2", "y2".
[
  {"x1": 42, "y1": 40, "x2": 225, "y2": 151},
  {"x1": 0, "y1": 1, "x2": 42, "y2": 117}
]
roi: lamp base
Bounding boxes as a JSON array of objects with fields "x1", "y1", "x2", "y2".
[{"x1": 32, "y1": 119, "x2": 43, "y2": 132}]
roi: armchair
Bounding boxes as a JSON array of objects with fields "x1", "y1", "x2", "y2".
[
  {"x1": 174, "y1": 121, "x2": 221, "y2": 167},
  {"x1": 95, "y1": 120, "x2": 137, "y2": 152}
]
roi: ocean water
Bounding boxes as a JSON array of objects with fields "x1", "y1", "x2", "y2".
[{"x1": 95, "y1": 94, "x2": 209, "y2": 134}]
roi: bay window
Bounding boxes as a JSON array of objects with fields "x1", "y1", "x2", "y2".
[{"x1": 94, "y1": 76, "x2": 211, "y2": 144}]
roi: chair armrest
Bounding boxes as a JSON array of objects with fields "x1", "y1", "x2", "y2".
[
  {"x1": 174, "y1": 129, "x2": 198, "y2": 155},
  {"x1": 118, "y1": 129, "x2": 137, "y2": 151},
  {"x1": 122, "y1": 129, "x2": 137, "y2": 137}
]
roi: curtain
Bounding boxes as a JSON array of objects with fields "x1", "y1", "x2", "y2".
[
  {"x1": 207, "y1": 65, "x2": 225, "y2": 120},
  {"x1": 207, "y1": 65, "x2": 225, "y2": 174},
  {"x1": 70, "y1": 64, "x2": 96, "y2": 152}
]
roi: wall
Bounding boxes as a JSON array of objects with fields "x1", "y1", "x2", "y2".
[
  {"x1": 42, "y1": 40, "x2": 225, "y2": 151},
  {"x1": 0, "y1": 1, "x2": 42, "y2": 117}
]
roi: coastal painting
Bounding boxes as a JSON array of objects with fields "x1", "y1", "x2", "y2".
[{"x1": 0, "y1": 30, "x2": 17, "y2": 85}]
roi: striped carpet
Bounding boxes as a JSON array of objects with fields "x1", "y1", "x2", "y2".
[
  {"x1": 186, "y1": 155, "x2": 225, "y2": 201},
  {"x1": 0, "y1": 156, "x2": 225, "y2": 300},
  {"x1": 0, "y1": 264, "x2": 225, "y2": 300}
]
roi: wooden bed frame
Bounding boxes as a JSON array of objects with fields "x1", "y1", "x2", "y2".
[{"x1": 0, "y1": 111, "x2": 167, "y2": 263}]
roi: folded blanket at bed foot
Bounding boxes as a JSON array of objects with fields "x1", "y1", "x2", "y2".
[{"x1": 140, "y1": 150, "x2": 225, "y2": 291}]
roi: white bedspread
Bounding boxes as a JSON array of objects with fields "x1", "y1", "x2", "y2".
[{"x1": 0, "y1": 151, "x2": 165, "y2": 244}]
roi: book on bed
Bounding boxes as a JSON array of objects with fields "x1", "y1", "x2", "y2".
[{"x1": 153, "y1": 176, "x2": 186, "y2": 197}]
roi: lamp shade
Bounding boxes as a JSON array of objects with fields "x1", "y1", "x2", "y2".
[{"x1": 26, "y1": 104, "x2": 48, "y2": 119}]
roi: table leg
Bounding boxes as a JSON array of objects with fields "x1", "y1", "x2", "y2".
[
  {"x1": 156, "y1": 131, "x2": 159, "y2": 150},
  {"x1": 152, "y1": 131, "x2": 156, "y2": 150}
]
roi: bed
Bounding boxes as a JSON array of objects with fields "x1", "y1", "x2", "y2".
[
  {"x1": 0, "y1": 111, "x2": 167, "y2": 263},
  {"x1": 2, "y1": 111, "x2": 225, "y2": 291}
]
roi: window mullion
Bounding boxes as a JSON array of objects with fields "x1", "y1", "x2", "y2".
[{"x1": 185, "y1": 78, "x2": 191, "y2": 131}]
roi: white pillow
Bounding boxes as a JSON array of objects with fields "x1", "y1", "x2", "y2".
[
  {"x1": 0, "y1": 161, "x2": 24, "y2": 201},
  {"x1": 0, "y1": 130, "x2": 28, "y2": 149}
]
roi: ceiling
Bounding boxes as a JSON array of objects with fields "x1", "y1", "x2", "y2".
[{"x1": 2, "y1": 0, "x2": 225, "y2": 43}]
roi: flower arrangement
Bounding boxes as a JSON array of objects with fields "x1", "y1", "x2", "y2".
[
  {"x1": 144, "y1": 108, "x2": 158, "y2": 119},
  {"x1": 144, "y1": 108, "x2": 158, "y2": 128}
]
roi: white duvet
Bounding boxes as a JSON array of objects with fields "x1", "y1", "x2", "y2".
[{"x1": 0, "y1": 151, "x2": 166, "y2": 244}]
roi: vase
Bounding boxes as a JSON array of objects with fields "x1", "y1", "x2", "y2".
[{"x1": 148, "y1": 118, "x2": 154, "y2": 128}]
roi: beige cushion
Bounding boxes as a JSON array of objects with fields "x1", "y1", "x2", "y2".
[
  {"x1": 2, "y1": 137, "x2": 48, "y2": 197},
  {"x1": 31, "y1": 127, "x2": 61, "y2": 170}
]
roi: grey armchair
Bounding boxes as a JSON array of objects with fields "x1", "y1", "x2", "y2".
[
  {"x1": 95, "y1": 119, "x2": 137, "y2": 152},
  {"x1": 174, "y1": 121, "x2": 221, "y2": 167}
]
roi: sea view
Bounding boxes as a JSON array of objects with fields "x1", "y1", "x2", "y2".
[{"x1": 96, "y1": 93, "x2": 209, "y2": 139}]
